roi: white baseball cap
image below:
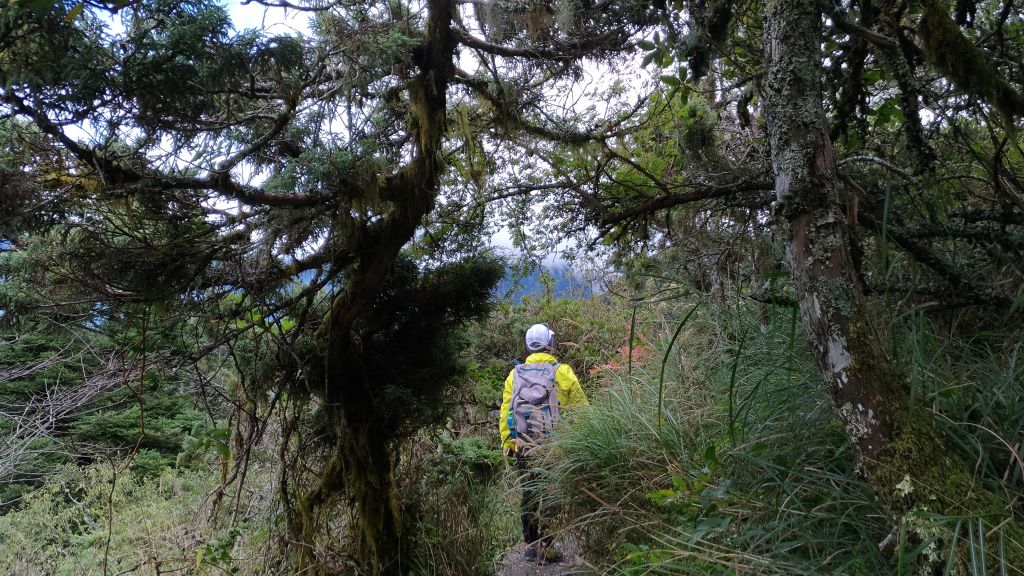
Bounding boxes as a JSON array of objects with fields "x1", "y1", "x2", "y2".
[{"x1": 525, "y1": 323, "x2": 555, "y2": 352}]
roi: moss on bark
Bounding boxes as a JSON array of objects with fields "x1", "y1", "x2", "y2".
[
  {"x1": 866, "y1": 403, "x2": 1024, "y2": 571},
  {"x1": 917, "y1": 0, "x2": 1024, "y2": 121},
  {"x1": 762, "y1": 0, "x2": 1024, "y2": 570},
  {"x1": 280, "y1": 0, "x2": 462, "y2": 572}
]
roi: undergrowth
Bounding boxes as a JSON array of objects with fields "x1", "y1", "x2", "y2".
[
  {"x1": 402, "y1": 434, "x2": 518, "y2": 575},
  {"x1": 0, "y1": 293, "x2": 1018, "y2": 575},
  {"x1": 0, "y1": 462, "x2": 269, "y2": 575},
  {"x1": 532, "y1": 298, "x2": 1023, "y2": 574}
]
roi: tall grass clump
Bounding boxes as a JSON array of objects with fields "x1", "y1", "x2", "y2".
[
  {"x1": 401, "y1": 435, "x2": 519, "y2": 575},
  {"x1": 901, "y1": 312, "x2": 1023, "y2": 504},
  {"x1": 533, "y1": 293, "x2": 1024, "y2": 574},
  {"x1": 536, "y1": 298, "x2": 894, "y2": 574},
  {"x1": 896, "y1": 312, "x2": 1024, "y2": 570}
]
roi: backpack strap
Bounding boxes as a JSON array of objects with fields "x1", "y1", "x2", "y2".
[{"x1": 548, "y1": 363, "x2": 561, "y2": 407}]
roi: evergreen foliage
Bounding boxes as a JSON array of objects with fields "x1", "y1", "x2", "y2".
[{"x1": 0, "y1": 310, "x2": 209, "y2": 503}]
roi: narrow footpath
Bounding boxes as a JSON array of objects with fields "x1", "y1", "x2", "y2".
[{"x1": 498, "y1": 539, "x2": 587, "y2": 576}]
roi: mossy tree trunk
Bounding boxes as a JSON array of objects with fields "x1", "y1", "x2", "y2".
[
  {"x1": 286, "y1": 0, "x2": 458, "y2": 573},
  {"x1": 762, "y1": 0, "x2": 1023, "y2": 565},
  {"x1": 290, "y1": 397, "x2": 404, "y2": 575},
  {"x1": 334, "y1": 387, "x2": 404, "y2": 573}
]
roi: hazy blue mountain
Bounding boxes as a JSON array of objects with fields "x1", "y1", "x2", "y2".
[
  {"x1": 497, "y1": 264, "x2": 593, "y2": 302},
  {"x1": 291, "y1": 260, "x2": 594, "y2": 302}
]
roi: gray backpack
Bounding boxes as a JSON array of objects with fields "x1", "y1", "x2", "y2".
[{"x1": 509, "y1": 363, "x2": 561, "y2": 452}]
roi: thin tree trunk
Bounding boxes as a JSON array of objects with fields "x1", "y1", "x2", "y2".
[
  {"x1": 762, "y1": 0, "x2": 1023, "y2": 566},
  {"x1": 763, "y1": 0, "x2": 895, "y2": 469}
]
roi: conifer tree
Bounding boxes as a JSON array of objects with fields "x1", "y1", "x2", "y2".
[{"x1": 0, "y1": 0, "x2": 637, "y2": 571}]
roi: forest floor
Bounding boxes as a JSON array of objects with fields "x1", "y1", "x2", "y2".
[{"x1": 498, "y1": 539, "x2": 588, "y2": 575}]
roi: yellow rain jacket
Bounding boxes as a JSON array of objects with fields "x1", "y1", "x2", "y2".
[{"x1": 499, "y1": 352, "x2": 588, "y2": 454}]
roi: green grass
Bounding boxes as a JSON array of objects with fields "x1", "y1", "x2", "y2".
[
  {"x1": 401, "y1": 434, "x2": 519, "y2": 576},
  {"x1": 527, "y1": 298, "x2": 1023, "y2": 574}
]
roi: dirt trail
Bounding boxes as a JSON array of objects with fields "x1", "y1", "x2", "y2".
[{"x1": 498, "y1": 540, "x2": 589, "y2": 576}]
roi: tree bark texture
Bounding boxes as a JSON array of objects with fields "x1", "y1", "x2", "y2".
[
  {"x1": 763, "y1": 0, "x2": 895, "y2": 467},
  {"x1": 762, "y1": 0, "x2": 1023, "y2": 565},
  {"x1": 289, "y1": 0, "x2": 458, "y2": 573}
]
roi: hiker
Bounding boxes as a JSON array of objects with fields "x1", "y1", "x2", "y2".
[{"x1": 499, "y1": 323, "x2": 588, "y2": 563}]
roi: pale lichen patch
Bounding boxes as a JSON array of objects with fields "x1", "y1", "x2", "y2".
[
  {"x1": 838, "y1": 402, "x2": 870, "y2": 444},
  {"x1": 902, "y1": 508, "x2": 952, "y2": 574},
  {"x1": 826, "y1": 333, "x2": 851, "y2": 389},
  {"x1": 895, "y1": 473, "x2": 914, "y2": 497}
]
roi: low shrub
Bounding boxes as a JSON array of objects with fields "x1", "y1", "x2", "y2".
[{"x1": 401, "y1": 434, "x2": 518, "y2": 575}]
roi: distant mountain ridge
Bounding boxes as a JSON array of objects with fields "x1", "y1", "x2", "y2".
[{"x1": 497, "y1": 264, "x2": 593, "y2": 302}]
